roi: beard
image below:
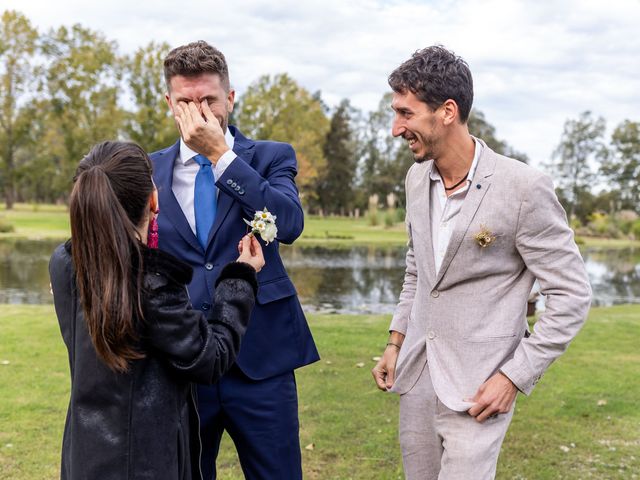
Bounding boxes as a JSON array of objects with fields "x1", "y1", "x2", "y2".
[
  {"x1": 404, "y1": 125, "x2": 438, "y2": 164},
  {"x1": 414, "y1": 153, "x2": 429, "y2": 164},
  {"x1": 412, "y1": 137, "x2": 437, "y2": 164}
]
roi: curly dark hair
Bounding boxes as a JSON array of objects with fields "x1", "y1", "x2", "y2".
[
  {"x1": 164, "y1": 40, "x2": 230, "y2": 91},
  {"x1": 388, "y1": 45, "x2": 473, "y2": 123}
]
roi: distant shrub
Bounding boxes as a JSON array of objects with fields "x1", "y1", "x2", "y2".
[
  {"x1": 395, "y1": 207, "x2": 406, "y2": 223},
  {"x1": 631, "y1": 220, "x2": 640, "y2": 240},
  {"x1": 0, "y1": 217, "x2": 15, "y2": 233},
  {"x1": 569, "y1": 217, "x2": 582, "y2": 231},
  {"x1": 586, "y1": 212, "x2": 622, "y2": 238},
  {"x1": 367, "y1": 210, "x2": 379, "y2": 226},
  {"x1": 614, "y1": 210, "x2": 638, "y2": 235},
  {"x1": 384, "y1": 210, "x2": 396, "y2": 228}
]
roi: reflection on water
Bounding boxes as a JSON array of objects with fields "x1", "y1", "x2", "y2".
[
  {"x1": 1, "y1": 239, "x2": 640, "y2": 314},
  {"x1": 583, "y1": 248, "x2": 640, "y2": 306},
  {"x1": 0, "y1": 239, "x2": 59, "y2": 305},
  {"x1": 282, "y1": 245, "x2": 406, "y2": 315}
]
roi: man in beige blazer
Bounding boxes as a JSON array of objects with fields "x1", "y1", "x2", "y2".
[{"x1": 372, "y1": 46, "x2": 592, "y2": 479}]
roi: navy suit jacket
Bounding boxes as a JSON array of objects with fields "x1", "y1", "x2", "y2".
[{"x1": 150, "y1": 126, "x2": 319, "y2": 380}]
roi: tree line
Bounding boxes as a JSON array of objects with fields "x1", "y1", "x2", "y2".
[
  {"x1": 3, "y1": 10, "x2": 637, "y2": 233},
  {"x1": 549, "y1": 111, "x2": 640, "y2": 237},
  {"x1": 0, "y1": 10, "x2": 527, "y2": 215}
]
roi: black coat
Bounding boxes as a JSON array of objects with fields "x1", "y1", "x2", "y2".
[{"x1": 49, "y1": 242, "x2": 257, "y2": 480}]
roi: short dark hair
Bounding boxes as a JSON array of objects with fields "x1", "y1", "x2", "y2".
[
  {"x1": 164, "y1": 40, "x2": 230, "y2": 91},
  {"x1": 388, "y1": 45, "x2": 473, "y2": 123}
]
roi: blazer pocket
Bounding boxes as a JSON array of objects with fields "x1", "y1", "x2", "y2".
[
  {"x1": 256, "y1": 277, "x2": 297, "y2": 305},
  {"x1": 462, "y1": 333, "x2": 518, "y2": 343}
]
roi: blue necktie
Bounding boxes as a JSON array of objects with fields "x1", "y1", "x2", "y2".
[{"x1": 193, "y1": 154, "x2": 217, "y2": 248}]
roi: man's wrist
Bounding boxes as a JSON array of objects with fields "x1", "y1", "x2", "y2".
[
  {"x1": 498, "y1": 369, "x2": 521, "y2": 393},
  {"x1": 205, "y1": 145, "x2": 230, "y2": 164},
  {"x1": 387, "y1": 330, "x2": 405, "y2": 349}
]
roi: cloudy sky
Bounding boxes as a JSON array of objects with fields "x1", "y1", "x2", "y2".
[{"x1": 6, "y1": 0, "x2": 640, "y2": 167}]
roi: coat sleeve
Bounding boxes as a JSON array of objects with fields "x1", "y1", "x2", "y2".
[
  {"x1": 389, "y1": 167, "x2": 418, "y2": 335},
  {"x1": 216, "y1": 143, "x2": 304, "y2": 244},
  {"x1": 49, "y1": 244, "x2": 77, "y2": 364},
  {"x1": 143, "y1": 262, "x2": 257, "y2": 384},
  {"x1": 389, "y1": 218, "x2": 417, "y2": 335},
  {"x1": 500, "y1": 173, "x2": 592, "y2": 394}
]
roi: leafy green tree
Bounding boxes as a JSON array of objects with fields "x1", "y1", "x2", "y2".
[
  {"x1": 468, "y1": 109, "x2": 528, "y2": 163},
  {"x1": 549, "y1": 111, "x2": 606, "y2": 220},
  {"x1": 14, "y1": 99, "x2": 65, "y2": 203},
  {"x1": 357, "y1": 92, "x2": 415, "y2": 209},
  {"x1": 556, "y1": 186, "x2": 622, "y2": 225},
  {"x1": 316, "y1": 99, "x2": 358, "y2": 214},
  {"x1": 122, "y1": 41, "x2": 176, "y2": 152},
  {"x1": 235, "y1": 73, "x2": 329, "y2": 205},
  {"x1": 0, "y1": 10, "x2": 39, "y2": 208},
  {"x1": 600, "y1": 120, "x2": 640, "y2": 212},
  {"x1": 357, "y1": 98, "x2": 527, "y2": 212},
  {"x1": 41, "y1": 24, "x2": 124, "y2": 200}
]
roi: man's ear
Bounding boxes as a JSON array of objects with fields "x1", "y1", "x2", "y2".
[
  {"x1": 227, "y1": 89, "x2": 236, "y2": 113},
  {"x1": 165, "y1": 93, "x2": 174, "y2": 113},
  {"x1": 441, "y1": 99, "x2": 459, "y2": 126}
]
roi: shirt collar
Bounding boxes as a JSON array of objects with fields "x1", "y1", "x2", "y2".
[
  {"x1": 178, "y1": 127, "x2": 235, "y2": 165},
  {"x1": 429, "y1": 136, "x2": 482, "y2": 184}
]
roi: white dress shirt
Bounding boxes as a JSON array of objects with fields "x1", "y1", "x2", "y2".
[
  {"x1": 172, "y1": 128, "x2": 236, "y2": 234},
  {"x1": 430, "y1": 138, "x2": 482, "y2": 273}
]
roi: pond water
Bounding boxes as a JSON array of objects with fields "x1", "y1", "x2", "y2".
[{"x1": 1, "y1": 239, "x2": 639, "y2": 314}]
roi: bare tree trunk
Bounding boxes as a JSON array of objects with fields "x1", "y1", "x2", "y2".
[{"x1": 3, "y1": 137, "x2": 15, "y2": 210}]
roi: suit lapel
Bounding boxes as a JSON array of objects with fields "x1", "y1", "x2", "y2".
[
  {"x1": 434, "y1": 142, "x2": 496, "y2": 285},
  {"x1": 206, "y1": 126, "x2": 256, "y2": 247},
  {"x1": 413, "y1": 161, "x2": 437, "y2": 284},
  {"x1": 154, "y1": 141, "x2": 203, "y2": 253}
]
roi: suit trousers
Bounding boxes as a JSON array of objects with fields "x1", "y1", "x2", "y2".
[
  {"x1": 198, "y1": 365, "x2": 302, "y2": 480},
  {"x1": 399, "y1": 363, "x2": 514, "y2": 480}
]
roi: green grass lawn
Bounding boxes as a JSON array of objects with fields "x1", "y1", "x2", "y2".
[
  {"x1": 298, "y1": 215, "x2": 407, "y2": 247},
  {"x1": 0, "y1": 206, "x2": 408, "y2": 246},
  {"x1": 0, "y1": 204, "x2": 69, "y2": 240},
  {"x1": 578, "y1": 236, "x2": 640, "y2": 249},
  {"x1": 1, "y1": 305, "x2": 638, "y2": 479},
  {"x1": 3, "y1": 204, "x2": 640, "y2": 250}
]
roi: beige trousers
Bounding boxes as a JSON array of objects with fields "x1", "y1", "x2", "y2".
[{"x1": 399, "y1": 364, "x2": 515, "y2": 480}]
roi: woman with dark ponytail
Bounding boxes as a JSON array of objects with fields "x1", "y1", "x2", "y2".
[{"x1": 49, "y1": 141, "x2": 264, "y2": 480}]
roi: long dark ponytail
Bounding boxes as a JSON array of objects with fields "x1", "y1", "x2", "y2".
[{"x1": 69, "y1": 141, "x2": 154, "y2": 372}]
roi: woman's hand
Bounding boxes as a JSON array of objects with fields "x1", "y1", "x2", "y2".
[{"x1": 236, "y1": 235, "x2": 265, "y2": 272}]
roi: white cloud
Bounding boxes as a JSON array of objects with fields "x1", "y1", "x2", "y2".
[{"x1": 5, "y1": 0, "x2": 640, "y2": 166}]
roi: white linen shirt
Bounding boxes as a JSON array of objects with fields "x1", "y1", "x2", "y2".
[
  {"x1": 172, "y1": 128, "x2": 236, "y2": 234},
  {"x1": 430, "y1": 138, "x2": 482, "y2": 273}
]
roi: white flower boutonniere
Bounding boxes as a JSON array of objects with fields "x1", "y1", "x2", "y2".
[
  {"x1": 474, "y1": 225, "x2": 496, "y2": 248},
  {"x1": 244, "y1": 208, "x2": 278, "y2": 245}
]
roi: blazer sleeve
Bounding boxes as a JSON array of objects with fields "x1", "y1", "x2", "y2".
[
  {"x1": 389, "y1": 218, "x2": 417, "y2": 335},
  {"x1": 389, "y1": 167, "x2": 418, "y2": 334},
  {"x1": 500, "y1": 173, "x2": 592, "y2": 395},
  {"x1": 142, "y1": 262, "x2": 257, "y2": 384},
  {"x1": 216, "y1": 143, "x2": 304, "y2": 244}
]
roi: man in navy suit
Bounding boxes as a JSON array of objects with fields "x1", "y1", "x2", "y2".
[{"x1": 150, "y1": 41, "x2": 319, "y2": 480}]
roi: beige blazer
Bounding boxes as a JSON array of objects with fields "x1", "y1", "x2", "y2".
[{"x1": 389, "y1": 140, "x2": 592, "y2": 411}]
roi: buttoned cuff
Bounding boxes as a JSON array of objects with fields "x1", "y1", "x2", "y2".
[
  {"x1": 214, "y1": 150, "x2": 237, "y2": 179},
  {"x1": 499, "y1": 359, "x2": 539, "y2": 396},
  {"x1": 388, "y1": 315, "x2": 407, "y2": 336}
]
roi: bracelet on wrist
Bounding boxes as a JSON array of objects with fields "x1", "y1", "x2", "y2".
[{"x1": 386, "y1": 342, "x2": 401, "y2": 350}]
